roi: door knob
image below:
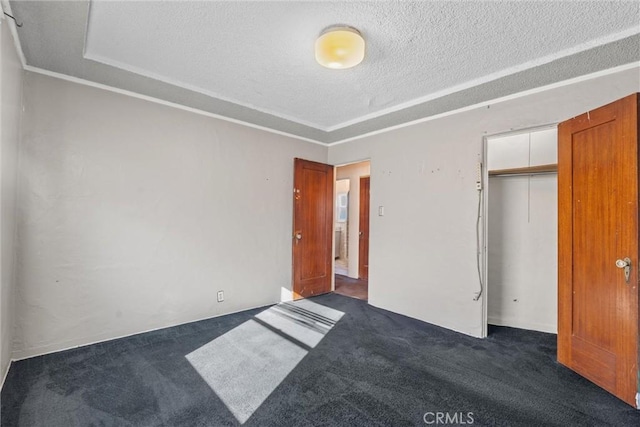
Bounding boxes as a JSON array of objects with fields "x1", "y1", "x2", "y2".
[
  {"x1": 295, "y1": 233, "x2": 302, "y2": 240},
  {"x1": 616, "y1": 258, "x2": 629, "y2": 268},
  {"x1": 616, "y1": 257, "x2": 631, "y2": 283}
]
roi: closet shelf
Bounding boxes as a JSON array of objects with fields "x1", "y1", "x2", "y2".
[{"x1": 488, "y1": 163, "x2": 557, "y2": 177}]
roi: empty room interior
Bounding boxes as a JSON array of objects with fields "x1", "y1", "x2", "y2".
[{"x1": 1, "y1": 1, "x2": 640, "y2": 426}]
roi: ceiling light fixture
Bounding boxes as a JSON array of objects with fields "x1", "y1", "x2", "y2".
[{"x1": 315, "y1": 26, "x2": 365, "y2": 69}]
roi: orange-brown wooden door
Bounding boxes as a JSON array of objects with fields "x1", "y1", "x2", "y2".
[
  {"x1": 558, "y1": 93, "x2": 639, "y2": 407},
  {"x1": 358, "y1": 176, "x2": 370, "y2": 280},
  {"x1": 292, "y1": 158, "x2": 334, "y2": 299}
]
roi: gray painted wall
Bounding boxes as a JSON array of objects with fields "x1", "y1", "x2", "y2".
[
  {"x1": 13, "y1": 72, "x2": 326, "y2": 359},
  {"x1": 328, "y1": 66, "x2": 640, "y2": 337},
  {"x1": 0, "y1": 20, "x2": 23, "y2": 379}
]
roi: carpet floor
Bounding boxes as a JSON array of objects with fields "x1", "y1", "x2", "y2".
[{"x1": 2, "y1": 293, "x2": 639, "y2": 426}]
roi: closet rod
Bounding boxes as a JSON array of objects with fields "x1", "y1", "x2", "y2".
[
  {"x1": 488, "y1": 163, "x2": 557, "y2": 177},
  {"x1": 490, "y1": 171, "x2": 558, "y2": 177}
]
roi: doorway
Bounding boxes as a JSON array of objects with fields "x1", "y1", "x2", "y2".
[
  {"x1": 484, "y1": 126, "x2": 558, "y2": 335},
  {"x1": 334, "y1": 161, "x2": 370, "y2": 301}
]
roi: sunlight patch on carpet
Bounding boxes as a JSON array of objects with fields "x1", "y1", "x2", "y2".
[{"x1": 185, "y1": 299, "x2": 343, "y2": 424}]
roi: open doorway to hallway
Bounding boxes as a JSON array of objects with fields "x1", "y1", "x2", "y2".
[{"x1": 334, "y1": 161, "x2": 370, "y2": 301}]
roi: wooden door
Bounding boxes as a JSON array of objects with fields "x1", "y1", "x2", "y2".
[
  {"x1": 358, "y1": 177, "x2": 370, "y2": 280},
  {"x1": 292, "y1": 158, "x2": 333, "y2": 299},
  {"x1": 558, "y1": 93, "x2": 639, "y2": 407}
]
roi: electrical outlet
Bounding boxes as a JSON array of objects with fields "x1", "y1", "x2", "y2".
[
  {"x1": 217, "y1": 290, "x2": 224, "y2": 302},
  {"x1": 476, "y1": 162, "x2": 483, "y2": 190}
]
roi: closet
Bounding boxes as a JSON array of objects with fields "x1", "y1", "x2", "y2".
[{"x1": 486, "y1": 127, "x2": 557, "y2": 333}]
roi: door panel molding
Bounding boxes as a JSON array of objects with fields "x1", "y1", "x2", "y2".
[
  {"x1": 558, "y1": 93, "x2": 639, "y2": 407},
  {"x1": 292, "y1": 158, "x2": 334, "y2": 299}
]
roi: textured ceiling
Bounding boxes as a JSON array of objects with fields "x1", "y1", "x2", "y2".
[{"x1": 8, "y1": 1, "x2": 640, "y2": 143}]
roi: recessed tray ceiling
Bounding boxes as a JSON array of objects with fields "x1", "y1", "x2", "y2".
[{"x1": 8, "y1": 1, "x2": 640, "y2": 143}]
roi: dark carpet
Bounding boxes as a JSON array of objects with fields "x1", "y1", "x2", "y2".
[{"x1": 2, "y1": 293, "x2": 639, "y2": 426}]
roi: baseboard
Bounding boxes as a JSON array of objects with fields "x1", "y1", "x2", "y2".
[
  {"x1": 11, "y1": 302, "x2": 275, "y2": 361},
  {"x1": 488, "y1": 317, "x2": 557, "y2": 334}
]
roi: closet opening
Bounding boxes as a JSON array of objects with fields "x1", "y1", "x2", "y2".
[{"x1": 484, "y1": 126, "x2": 558, "y2": 336}]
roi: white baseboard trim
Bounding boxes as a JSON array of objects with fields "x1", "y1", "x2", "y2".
[
  {"x1": 488, "y1": 317, "x2": 557, "y2": 334},
  {"x1": 11, "y1": 302, "x2": 275, "y2": 361}
]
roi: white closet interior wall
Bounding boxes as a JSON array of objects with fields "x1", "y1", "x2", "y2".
[{"x1": 487, "y1": 128, "x2": 558, "y2": 333}]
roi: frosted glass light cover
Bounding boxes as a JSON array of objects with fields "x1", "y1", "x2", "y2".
[{"x1": 315, "y1": 27, "x2": 365, "y2": 69}]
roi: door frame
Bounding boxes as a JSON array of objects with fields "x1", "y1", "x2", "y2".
[
  {"x1": 358, "y1": 176, "x2": 370, "y2": 280},
  {"x1": 480, "y1": 123, "x2": 559, "y2": 339},
  {"x1": 332, "y1": 159, "x2": 372, "y2": 288}
]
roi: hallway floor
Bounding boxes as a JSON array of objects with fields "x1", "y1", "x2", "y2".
[{"x1": 334, "y1": 274, "x2": 368, "y2": 301}]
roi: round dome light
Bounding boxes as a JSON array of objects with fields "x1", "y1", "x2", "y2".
[{"x1": 315, "y1": 26, "x2": 365, "y2": 69}]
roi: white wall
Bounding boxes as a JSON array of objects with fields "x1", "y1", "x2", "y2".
[
  {"x1": 0, "y1": 19, "x2": 23, "y2": 378},
  {"x1": 8, "y1": 60, "x2": 640, "y2": 359},
  {"x1": 13, "y1": 72, "x2": 327, "y2": 359},
  {"x1": 487, "y1": 128, "x2": 558, "y2": 333},
  {"x1": 336, "y1": 161, "x2": 370, "y2": 278},
  {"x1": 328, "y1": 66, "x2": 640, "y2": 337}
]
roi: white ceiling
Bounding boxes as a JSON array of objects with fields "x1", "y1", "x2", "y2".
[{"x1": 8, "y1": 1, "x2": 640, "y2": 143}]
